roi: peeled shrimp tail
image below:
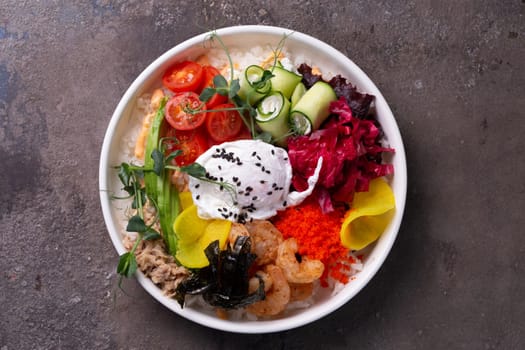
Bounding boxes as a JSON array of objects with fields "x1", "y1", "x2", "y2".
[
  {"x1": 276, "y1": 238, "x2": 324, "y2": 284},
  {"x1": 246, "y1": 265, "x2": 290, "y2": 317}
]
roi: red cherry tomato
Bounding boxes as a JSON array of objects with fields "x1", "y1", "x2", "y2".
[
  {"x1": 205, "y1": 104, "x2": 243, "y2": 142},
  {"x1": 164, "y1": 128, "x2": 209, "y2": 166},
  {"x1": 201, "y1": 66, "x2": 228, "y2": 108},
  {"x1": 162, "y1": 61, "x2": 204, "y2": 93},
  {"x1": 165, "y1": 92, "x2": 207, "y2": 131},
  {"x1": 236, "y1": 125, "x2": 252, "y2": 140}
]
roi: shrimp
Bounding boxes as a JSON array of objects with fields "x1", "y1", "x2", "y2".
[
  {"x1": 246, "y1": 265, "x2": 290, "y2": 317},
  {"x1": 245, "y1": 220, "x2": 283, "y2": 266},
  {"x1": 228, "y1": 223, "x2": 250, "y2": 248},
  {"x1": 276, "y1": 238, "x2": 324, "y2": 284},
  {"x1": 289, "y1": 282, "x2": 314, "y2": 302},
  {"x1": 248, "y1": 270, "x2": 273, "y2": 294}
]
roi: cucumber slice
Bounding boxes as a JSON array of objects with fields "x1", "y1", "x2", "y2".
[
  {"x1": 270, "y1": 66, "x2": 302, "y2": 99},
  {"x1": 290, "y1": 82, "x2": 306, "y2": 109},
  {"x1": 237, "y1": 65, "x2": 272, "y2": 105},
  {"x1": 289, "y1": 112, "x2": 312, "y2": 135},
  {"x1": 255, "y1": 92, "x2": 291, "y2": 144},
  {"x1": 289, "y1": 81, "x2": 337, "y2": 135}
]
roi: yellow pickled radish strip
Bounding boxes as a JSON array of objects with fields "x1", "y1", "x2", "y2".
[
  {"x1": 340, "y1": 178, "x2": 395, "y2": 250},
  {"x1": 176, "y1": 242, "x2": 209, "y2": 269},
  {"x1": 197, "y1": 220, "x2": 231, "y2": 256},
  {"x1": 173, "y1": 205, "x2": 209, "y2": 244},
  {"x1": 173, "y1": 204, "x2": 232, "y2": 268},
  {"x1": 176, "y1": 220, "x2": 232, "y2": 268},
  {"x1": 179, "y1": 191, "x2": 194, "y2": 211}
]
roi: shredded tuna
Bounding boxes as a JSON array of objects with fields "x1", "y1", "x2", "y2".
[{"x1": 123, "y1": 234, "x2": 189, "y2": 298}]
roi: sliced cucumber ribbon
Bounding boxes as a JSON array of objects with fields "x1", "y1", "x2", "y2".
[
  {"x1": 289, "y1": 112, "x2": 312, "y2": 135},
  {"x1": 238, "y1": 65, "x2": 272, "y2": 105},
  {"x1": 256, "y1": 92, "x2": 287, "y2": 121},
  {"x1": 255, "y1": 91, "x2": 290, "y2": 145},
  {"x1": 290, "y1": 82, "x2": 306, "y2": 109},
  {"x1": 270, "y1": 66, "x2": 302, "y2": 100},
  {"x1": 289, "y1": 81, "x2": 337, "y2": 135}
]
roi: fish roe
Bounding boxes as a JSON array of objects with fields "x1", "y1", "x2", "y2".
[{"x1": 272, "y1": 199, "x2": 358, "y2": 287}]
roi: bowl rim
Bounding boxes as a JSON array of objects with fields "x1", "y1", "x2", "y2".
[{"x1": 99, "y1": 24, "x2": 407, "y2": 333}]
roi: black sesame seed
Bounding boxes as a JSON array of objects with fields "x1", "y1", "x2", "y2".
[
  {"x1": 233, "y1": 176, "x2": 238, "y2": 182},
  {"x1": 271, "y1": 149, "x2": 275, "y2": 155},
  {"x1": 283, "y1": 201, "x2": 287, "y2": 206},
  {"x1": 196, "y1": 195, "x2": 200, "y2": 200},
  {"x1": 255, "y1": 162, "x2": 261, "y2": 167},
  {"x1": 195, "y1": 184, "x2": 200, "y2": 188},
  {"x1": 252, "y1": 196, "x2": 258, "y2": 200},
  {"x1": 265, "y1": 170, "x2": 271, "y2": 174},
  {"x1": 267, "y1": 191, "x2": 273, "y2": 196},
  {"x1": 260, "y1": 180, "x2": 266, "y2": 184},
  {"x1": 256, "y1": 155, "x2": 261, "y2": 160}
]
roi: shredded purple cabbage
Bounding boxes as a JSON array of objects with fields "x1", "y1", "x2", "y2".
[{"x1": 288, "y1": 98, "x2": 394, "y2": 212}]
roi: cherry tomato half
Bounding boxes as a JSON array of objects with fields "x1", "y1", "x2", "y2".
[
  {"x1": 165, "y1": 92, "x2": 207, "y2": 131},
  {"x1": 201, "y1": 66, "x2": 228, "y2": 108},
  {"x1": 236, "y1": 125, "x2": 252, "y2": 140},
  {"x1": 164, "y1": 128, "x2": 209, "y2": 166},
  {"x1": 162, "y1": 61, "x2": 204, "y2": 93},
  {"x1": 206, "y1": 103, "x2": 243, "y2": 142}
]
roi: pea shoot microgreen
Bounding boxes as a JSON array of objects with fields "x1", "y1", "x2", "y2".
[
  {"x1": 114, "y1": 160, "x2": 160, "y2": 282},
  {"x1": 114, "y1": 127, "x2": 236, "y2": 283}
]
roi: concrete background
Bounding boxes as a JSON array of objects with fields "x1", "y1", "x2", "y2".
[{"x1": 1, "y1": 0, "x2": 524, "y2": 349}]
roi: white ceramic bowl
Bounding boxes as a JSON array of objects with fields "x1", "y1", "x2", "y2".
[{"x1": 99, "y1": 25, "x2": 407, "y2": 333}]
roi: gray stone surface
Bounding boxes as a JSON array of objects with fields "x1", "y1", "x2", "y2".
[{"x1": 1, "y1": 0, "x2": 524, "y2": 349}]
